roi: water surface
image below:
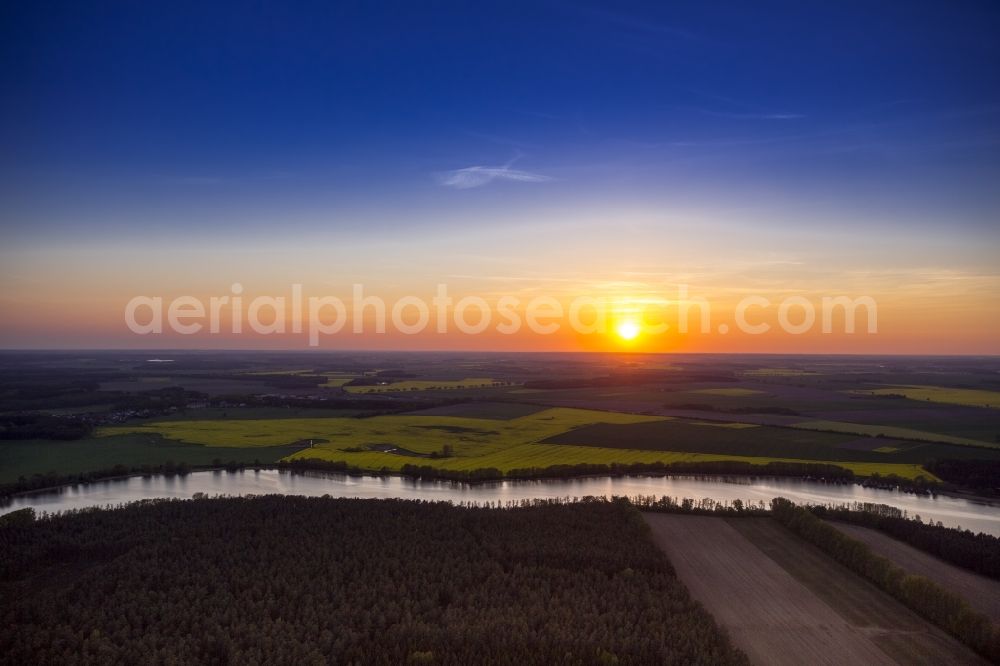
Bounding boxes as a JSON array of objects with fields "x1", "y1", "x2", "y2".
[{"x1": 3, "y1": 470, "x2": 998, "y2": 536}]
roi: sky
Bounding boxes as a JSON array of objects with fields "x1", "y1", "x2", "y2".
[{"x1": 1, "y1": 1, "x2": 998, "y2": 352}]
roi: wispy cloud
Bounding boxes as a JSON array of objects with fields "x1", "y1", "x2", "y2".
[{"x1": 438, "y1": 156, "x2": 553, "y2": 189}]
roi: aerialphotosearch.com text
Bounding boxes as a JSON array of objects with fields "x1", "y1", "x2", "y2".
[{"x1": 124, "y1": 283, "x2": 878, "y2": 346}]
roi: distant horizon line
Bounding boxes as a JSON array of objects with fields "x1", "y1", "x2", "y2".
[{"x1": 0, "y1": 348, "x2": 997, "y2": 359}]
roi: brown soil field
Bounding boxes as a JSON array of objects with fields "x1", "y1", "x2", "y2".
[
  {"x1": 831, "y1": 521, "x2": 1000, "y2": 622},
  {"x1": 644, "y1": 514, "x2": 985, "y2": 665}
]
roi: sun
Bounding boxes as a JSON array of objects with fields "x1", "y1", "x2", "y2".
[{"x1": 616, "y1": 320, "x2": 640, "y2": 341}]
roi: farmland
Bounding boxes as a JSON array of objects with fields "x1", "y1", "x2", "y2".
[
  {"x1": 742, "y1": 367, "x2": 818, "y2": 377},
  {"x1": 344, "y1": 377, "x2": 501, "y2": 393},
  {"x1": 851, "y1": 385, "x2": 1000, "y2": 409},
  {"x1": 692, "y1": 387, "x2": 764, "y2": 396},
  {"x1": 644, "y1": 514, "x2": 985, "y2": 665},
  {"x1": 542, "y1": 418, "x2": 1000, "y2": 464},
  {"x1": 96, "y1": 407, "x2": 934, "y2": 479},
  {"x1": 4, "y1": 351, "x2": 1000, "y2": 489},
  {"x1": 0, "y1": 434, "x2": 305, "y2": 483},
  {"x1": 404, "y1": 402, "x2": 547, "y2": 419},
  {"x1": 4, "y1": 351, "x2": 1000, "y2": 663},
  {"x1": 830, "y1": 522, "x2": 1000, "y2": 622},
  {"x1": 98, "y1": 407, "x2": 665, "y2": 450},
  {"x1": 788, "y1": 419, "x2": 997, "y2": 448}
]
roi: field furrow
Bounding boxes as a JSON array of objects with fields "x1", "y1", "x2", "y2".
[
  {"x1": 644, "y1": 514, "x2": 985, "y2": 665},
  {"x1": 830, "y1": 521, "x2": 1000, "y2": 622}
]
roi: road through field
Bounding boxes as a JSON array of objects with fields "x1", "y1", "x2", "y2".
[
  {"x1": 831, "y1": 521, "x2": 1000, "y2": 622},
  {"x1": 644, "y1": 514, "x2": 985, "y2": 665}
]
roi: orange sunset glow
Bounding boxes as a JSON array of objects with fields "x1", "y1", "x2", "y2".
[
  {"x1": 0, "y1": 1, "x2": 996, "y2": 357},
  {"x1": 4, "y1": 5, "x2": 1000, "y2": 665}
]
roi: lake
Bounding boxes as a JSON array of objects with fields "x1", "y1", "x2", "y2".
[{"x1": 3, "y1": 470, "x2": 999, "y2": 535}]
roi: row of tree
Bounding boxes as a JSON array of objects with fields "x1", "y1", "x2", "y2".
[
  {"x1": 0, "y1": 496, "x2": 747, "y2": 665},
  {"x1": 399, "y1": 460, "x2": 859, "y2": 483},
  {"x1": 926, "y1": 459, "x2": 1000, "y2": 495},
  {"x1": 522, "y1": 371, "x2": 732, "y2": 389},
  {"x1": 1, "y1": 460, "x2": 205, "y2": 498},
  {"x1": 0, "y1": 414, "x2": 93, "y2": 440},
  {"x1": 207, "y1": 394, "x2": 468, "y2": 413},
  {"x1": 4, "y1": 453, "x2": 951, "y2": 509},
  {"x1": 770, "y1": 498, "x2": 1000, "y2": 661},
  {"x1": 0, "y1": 457, "x2": 871, "y2": 500},
  {"x1": 812, "y1": 502, "x2": 1000, "y2": 579},
  {"x1": 508, "y1": 460, "x2": 857, "y2": 481}
]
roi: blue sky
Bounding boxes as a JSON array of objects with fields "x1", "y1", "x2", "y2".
[
  {"x1": 0, "y1": 1, "x2": 998, "y2": 350},
  {"x1": 3, "y1": 1, "x2": 999, "y2": 234}
]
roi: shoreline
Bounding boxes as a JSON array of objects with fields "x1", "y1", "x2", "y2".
[{"x1": 3, "y1": 462, "x2": 993, "y2": 505}]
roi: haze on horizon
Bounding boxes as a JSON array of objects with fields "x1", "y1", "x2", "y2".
[{"x1": 1, "y1": 1, "x2": 998, "y2": 353}]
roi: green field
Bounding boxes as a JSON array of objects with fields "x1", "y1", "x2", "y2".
[
  {"x1": 742, "y1": 368, "x2": 818, "y2": 377},
  {"x1": 791, "y1": 420, "x2": 998, "y2": 448},
  {"x1": 692, "y1": 388, "x2": 765, "y2": 397},
  {"x1": 137, "y1": 407, "x2": 380, "y2": 422},
  {"x1": 542, "y1": 419, "x2": 1000, "y2": 466},
  {"x1": 5, "y1": 351, "x2": 1000, "y2": 490},
  {"x1": 320, "y1": 377, "x2": 354, "y2": 387},
  {"x1": 99, "y1": 408, "x2": 665, "y2": 451},
  {"x1": 850, "y1": 385, "x2": 1000, "y2": 409},
  {"x1": 513, "y1": 381, "x2": 1000, "y2": 445},
  {"x1": 242, "y1": 369, "x2": 317, "y2": 376},
  {"x1": 95, "y1": 407, "x2": 935, "y2": 480},
  {"x1": 0, "y1": 435, "x2": 305, "y2": 483},
  {"x1": 344, "y1": 377, "x2": 500, "y2": 393},
  {"x1": 286, "y1": 439, "x2": 931, "y2": 480},
  {"x1": 404, "y1": 401, "x2": 548, "y2": 419}
]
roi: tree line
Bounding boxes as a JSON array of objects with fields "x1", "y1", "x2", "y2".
[
  {"x1": 522, "y1": 371, "x2": 732, "y2": 390},
  {"x1": 401, "y1": 460, "x2": 859, "y2": 483},
  {"x1": 0, "y1": 414, "x2": 93, "y2": 440},
  {"x1": 0, "y1": 496, "x2": 747, "y2": 665},
  {"x1": 926, "y1": 459, "x2": 1000, "y2": 496},
  {"x1": 811, "y1": 502, "x2": 1000, "y2": 580},
  {"x1": 0, "y1": 457, "x2": 881, "y2": 500},
  {"x1": 770, "y1": 498, "x2": 1000, "y2": 661}
]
